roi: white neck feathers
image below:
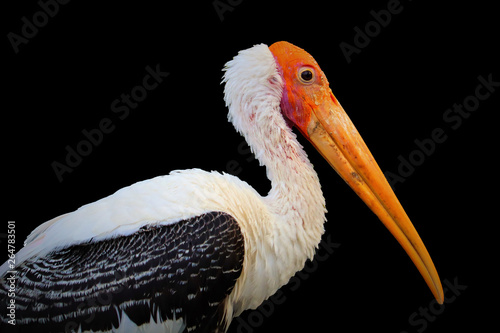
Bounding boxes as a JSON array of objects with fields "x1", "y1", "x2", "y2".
[{"x1": 222, "y1": 44, "x2": 326, "y2": 260}]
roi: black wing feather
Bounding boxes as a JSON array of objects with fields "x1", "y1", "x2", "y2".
[{"x1": 0, "y1": 211, "x2": 245, "y2": 333}]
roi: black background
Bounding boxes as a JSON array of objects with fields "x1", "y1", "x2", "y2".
[{"x1": 3, "y1": 0, "x2": 498, "y2": 332}]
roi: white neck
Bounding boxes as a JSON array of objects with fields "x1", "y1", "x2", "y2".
[{"x1": 223, "y1": 44, "x2": 326, "y2": 288}]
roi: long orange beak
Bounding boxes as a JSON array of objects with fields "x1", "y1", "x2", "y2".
[{"x1": 309, "y1": 90, "x2": 444, "y2": 304}]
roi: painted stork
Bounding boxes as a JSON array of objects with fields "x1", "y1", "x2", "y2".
[{"x1": 0, "y1": 41, "x2": 444, "y2": 332}]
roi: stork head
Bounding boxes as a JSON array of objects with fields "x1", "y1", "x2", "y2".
[{"x1": 269, "y1": 41, "x2": 444, "y2": 304}]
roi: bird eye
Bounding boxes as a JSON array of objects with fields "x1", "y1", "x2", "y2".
[{"x1": 299, "y1": 68, "x2": 314, "y2": 83}]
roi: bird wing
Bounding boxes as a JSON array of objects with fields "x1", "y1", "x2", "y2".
[
  {"x1": 0, "y1": 211, "x2": 245, "y2": 333},
  {"x1": 0, "y1": 169, "x2": 258, "y2": 277}
]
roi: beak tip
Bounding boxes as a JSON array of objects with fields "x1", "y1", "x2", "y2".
[
  {"x1": 427, "y1": 274, "x2": 444, "y2": 304},
  {"x1": 436, "y1": 286, "x2": 444, "y2": 305}
]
